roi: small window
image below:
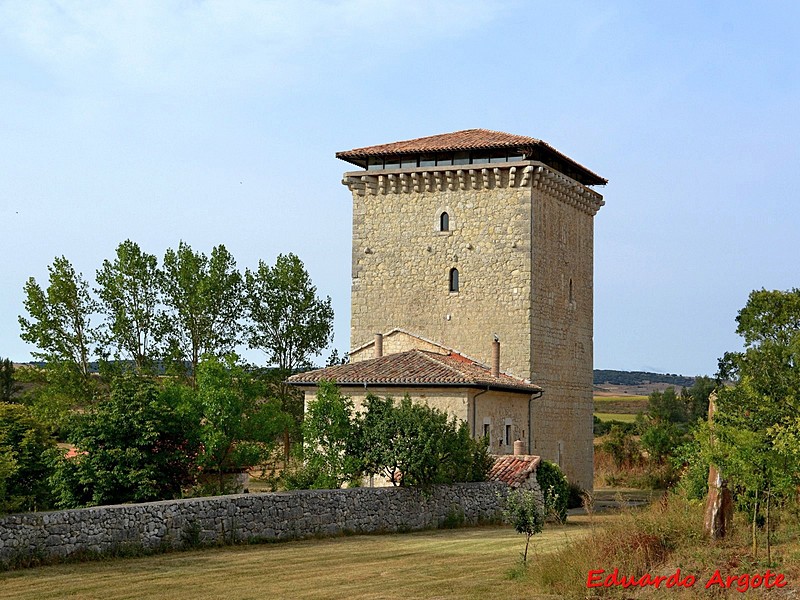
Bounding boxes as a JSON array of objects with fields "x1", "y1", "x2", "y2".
[
  {"x1": 440, "y1": 212, "x2": 449, "y2": 232},
  {"x1": 483, "y1": 423, "x2": 490, "y2": 439},
  {"x1": 449, "y1": 268, "x2": 459, "y2": 292},
  {"x1": 453, "y1": 151, "x2": 470, "y2": 165},
  {"x1": 419, "y1": 155, "x2": 436, "y2": 167}
]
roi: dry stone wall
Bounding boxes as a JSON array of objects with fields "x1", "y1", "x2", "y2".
[{"x1": 0, "y1": 483, "x2": 506, "y2": 566}]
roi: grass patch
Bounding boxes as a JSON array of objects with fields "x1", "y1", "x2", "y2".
[
  {"x1": 0, "y1": 522, "x2": 599, "y2": 599},
  {"x1": 594, "y1": 412, "x2": 638, "y2": 423},
  {"x1": 594, "y1": 395, "x2": 649, "y2": 403}
]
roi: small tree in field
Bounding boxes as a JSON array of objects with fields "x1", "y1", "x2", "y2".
[{"x1": 504, "y1": 488, "x2": 544, "y2": 563}]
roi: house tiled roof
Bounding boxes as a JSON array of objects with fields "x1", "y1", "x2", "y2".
[
  {"x1": 286, "y1": 349, "x2": 542, "y2": 394},
  {"x1": 488, "y1": 454, "x2": 542, "y2": 488},
  {"x1": 336, "y1": 128, "x2": 607, "y2": 186}
]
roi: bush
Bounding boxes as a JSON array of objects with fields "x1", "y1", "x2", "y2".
[
  {"x1": 50, "y1": 374, "x2": 200, "y2": 508},
  {"x1": 536, "y1": 460, "x2": 569, "y2": 523},
  {"x1": 0, "y1": 403, "x2": 56, "y2": 513}
]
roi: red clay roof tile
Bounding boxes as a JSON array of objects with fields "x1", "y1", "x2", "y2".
[{"x1": 286, "y1": 349, "x2": 542, "y2": 394}]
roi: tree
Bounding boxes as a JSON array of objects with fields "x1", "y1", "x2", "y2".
[
  {"x1": 51, "y1": 373, "x2": 201, "y2": 507},
  {"x1": 535, "y1": 460, "x2": 569, "y2": 523},
  {"x1": 19, "y1": 256, "x2": 99, "y2": 378},
  {"x1": 245, "y1": 253, "x2": 334, "y2": 375},
  {"x1": 160, "y1": 242, "x2": 243, "y2": 381},
  {"x1": 358, "y1": 394, "x2": 491, "y2": 487},
  {"x1": 0, "y1": 358, "x2": 20, "y2": 402},
  {"x1": 297, "y1": 380, "x2": 362, "y2": 489},
  {"x1": 194, "y1": 355, "x2": 288, "y2": 494},
  {"x1": 704, "y1": 288, "x2": 800, "y2": 559},
  {"x1": 0, "y1": 403, "x2": 56, "y2": 513},
  {"x1": 245, "y1": 253, "x2": 333, "y2": 457},
  {"x1": 504, "y1": 488, "x2": 544, "y2": 563},
  {"x1": 95, "y1": 240, "x2": 164, "y2": 373}
]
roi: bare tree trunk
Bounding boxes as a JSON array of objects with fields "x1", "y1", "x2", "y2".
[
  {"x1": 752, "y1": 495, "x2": 759, "y2": 558},
  {"x1": 766, "y1": 489, "x2": 771, "y2": 565}
]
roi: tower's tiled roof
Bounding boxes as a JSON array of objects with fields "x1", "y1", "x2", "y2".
[
  {"x1": 488, "y1": 454, "x2": 542, "y2": 488},
  {"x1": 287, "y1": 349, "x2": 542, "y2": 394},
  {"x1": 336, "y1": 128, "x2": 606, "y2": 185}
]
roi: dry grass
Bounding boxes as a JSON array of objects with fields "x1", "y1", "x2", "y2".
[
  {"x1": 0, "y1": 520, "x2": 601, "y2": 600},
  {"x1": 525, "y1": 494, "x2": 800, "y2": 598}
]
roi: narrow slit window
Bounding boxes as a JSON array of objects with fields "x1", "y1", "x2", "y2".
[
  {"x1": 440, "y1": 211, "x2": 449, "y2": 231},
  {"x1": 449, "y1": 268, "x2": 459, "y2": 292},
  {"x1": 505, "y1": 424, "x2": 511, "y2": 445}
]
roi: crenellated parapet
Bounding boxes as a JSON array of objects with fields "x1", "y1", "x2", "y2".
[{"x1": 342, "y1": 162, "x2": 604, "y2": 216}]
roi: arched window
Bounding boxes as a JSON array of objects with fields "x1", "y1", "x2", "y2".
[
  {"x1": 449, "y1": 268, "x2": 459, "y2": 292},
  {"x1": 440, "y1": 211, "x2": 449, "y2": 231}
]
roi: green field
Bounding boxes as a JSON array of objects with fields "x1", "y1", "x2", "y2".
[
  {"x1": 0, "y1": 520, "x2": 601, "y2": 600},
  {"x1": 593, "y1": 412, "x2": 637, "y2": 423}
]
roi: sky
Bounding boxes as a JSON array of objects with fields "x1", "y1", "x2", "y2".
[{"x1": 1, "y1": 0, "x2": 798, "y2": 377}]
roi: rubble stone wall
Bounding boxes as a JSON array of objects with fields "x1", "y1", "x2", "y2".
[{"x1": 0, "y1": 482, "x2": 506, "y2": 566}]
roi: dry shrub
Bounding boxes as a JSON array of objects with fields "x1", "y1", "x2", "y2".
[{"x1": 526, "y1": 493, "x2": 704, "y2": 598}]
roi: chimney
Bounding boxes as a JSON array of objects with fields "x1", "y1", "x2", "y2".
[
  {"x1": 513, "y1": 440, "x2": 525, "y2": 456},
  {"x1": 374, "y1": 333, "x2": 384, "y2": 358},
  {"x1": 491, "y1": 336, "x2": 500, "y2": 377}
]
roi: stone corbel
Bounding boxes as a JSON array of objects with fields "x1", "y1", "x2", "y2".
[{"x1": 509, "y1": 166, "x2": 517, "y2": 187}]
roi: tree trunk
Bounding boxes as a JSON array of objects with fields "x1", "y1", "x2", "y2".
[
  {"x1": 752, "y1": 495, "x2": 759, "y2": 558},
  {"x1": 703, "y1": 393, "x2": 733, "y2": 538},
  {"x1": 766, "y1": 489, "x2": 771, "y2": 565}
]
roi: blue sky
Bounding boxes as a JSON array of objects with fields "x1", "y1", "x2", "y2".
[{"x1": 1, "y1": 1, "x2": 798, "y2": 377}]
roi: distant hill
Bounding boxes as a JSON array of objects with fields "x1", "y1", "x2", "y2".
[{"x1": 593, "y1": 370, "x2": 695, "y2": 388}]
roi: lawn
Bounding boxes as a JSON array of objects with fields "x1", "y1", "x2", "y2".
[{"x1": 0, "y1": 518, "x2": 602, "y2": 600}]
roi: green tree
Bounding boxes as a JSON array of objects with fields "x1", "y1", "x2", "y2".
[
  {"x1": 244, "y1": 253, "x2": 333, "y2": 456},
  {"x1": 51, "y1": 373, "x2": 201, "y2": 507},
  {"x1": 0, "y1": 358, "x2": 20, "y2": 402},
  {"x1": 535, "y1": 460, "x2": 569, "y2": 523},
  {"x1": 161, "y1": 242, "x2": 244, "y2": 382},
  {"x1": 504, "y1": 488, "x2": 544, "y2": 563},
  {"x1": 0, "y1": 403, "x2": 56, "y2": 513},
  {"x1": 194, "y1": 355, "x2": 288, "y2": 494},
  {"x1": 19, "y1": 256, "x2": 99, "y2": 378},
  {"x1": 297, "y1": 380, "x2": 362, "y2": 489},
  {"x1": 704, "y1": 288, "x2": 800, "y2": 558},
  {"x1": 358, "y1": 394, "x2": 491, "y2": 487},
  {"x1": 95, "y1": 240, "x2": 164, "y2": 373}
]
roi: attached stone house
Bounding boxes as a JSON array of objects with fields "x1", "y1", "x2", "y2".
[
  {"x1": 287, "y1": 335, "x2": 542, "y2": 460},
  {"x1": 292, "y1": 128, "x2": 605, "y2": 489}
]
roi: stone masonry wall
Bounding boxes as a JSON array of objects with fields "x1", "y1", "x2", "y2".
[
  {"x1": 530, "y1": 186, "x2": 596, "y2": 489},
  {"x1": 345, "y1": 162, "x2": 602, "y2": 490},
  {"x1": 349, "y1": 164, "x2": 533, "y2": 381},
  {"x1": 0, "y1": 483, "x2": 506, "y2": 566}
]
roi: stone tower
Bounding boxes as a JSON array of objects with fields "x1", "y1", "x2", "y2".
[{"x1": 336, "y1": 129, "x2": 606, "y2": 489}]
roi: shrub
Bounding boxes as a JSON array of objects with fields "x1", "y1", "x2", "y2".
[
  {"x1": 536, "y1": 460, "x2": 569, "y2": 523},
  {"x1": 0, "y1": 403, "x2": 56, "y2": 513}
]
